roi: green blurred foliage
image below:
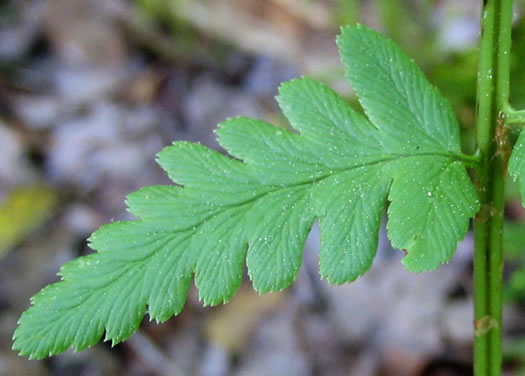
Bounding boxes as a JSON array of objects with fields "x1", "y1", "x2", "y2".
[
  {"x1": 510, "y1": 20, "x2": 525, "y2": 110},
  {"x1": 135, "y1": 0, "x2": 199, "y2": 54},
  {"x1": 0, "y1": 1, "x2": 16, "y2": 28},
  {"x1": 334, "y1": 0, "x2": 359, "y2": 26}
]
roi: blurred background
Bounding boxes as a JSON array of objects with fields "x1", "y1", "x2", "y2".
[{"x1": 4, "y1": 0, "x2": 525, "y2": 375}]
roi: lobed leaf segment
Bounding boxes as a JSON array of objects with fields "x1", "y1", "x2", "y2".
[{"x1": 13, "y1": 25, "x2": 479, "y2": 359}]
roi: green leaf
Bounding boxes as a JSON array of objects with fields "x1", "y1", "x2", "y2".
[
  {"x1": 13, "y1": 25, "x2": 479, "y2": 359},
  {"x1": 509, "y1": 129, "x2": 525, "y2": 205}
]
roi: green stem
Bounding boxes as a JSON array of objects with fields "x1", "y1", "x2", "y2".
[
  {"x1": 474, "y1": 0, "x2": 513, "y2": 375},
  {"x1": 460, "y1": 151, "x2": 483, "y2": 166},
  {"x1": 504, "y1": 107, "x2": 525, "y2": 124}
]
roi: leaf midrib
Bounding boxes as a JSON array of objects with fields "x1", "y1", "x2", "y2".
[
  {"x1": 135, "y1": 151, "x2": 473, "y2": 236},
  {"x1": 212, "y1": 150, "x2": 468, "y2": 208}
]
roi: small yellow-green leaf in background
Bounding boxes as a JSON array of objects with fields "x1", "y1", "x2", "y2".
[{"x1": 0, "y1": 185, "x2": 57, "y2": 258}]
